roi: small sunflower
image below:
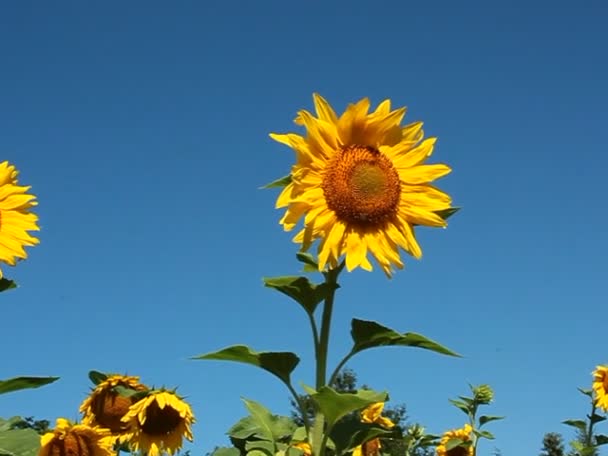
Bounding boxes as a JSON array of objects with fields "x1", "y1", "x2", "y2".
[
  {"x1": 292, "y1": 441, "x2": 312, "y2": 456},
  {"x1": 593, "y1": 365, "x2": 608, "y2": 411},
  {"x1": 352, "y1": 402, "x2": 395, "y2": 456},
  {"x1": 80, "y1": 374, "x2": 148, "y2": 439},
  {"x1": 121, "y1": 390, "x2": 195, "y2": 456},
  {"x1": 0, "y1": 161, "x2": 40, "y2": 277},
  {"x1": 271, "y1": 94, "x2": 453, "y2": 276},
  {"x1": 38, "y1": 418, "x2": 113, "y2": 456},
  {"x1": 436, "y1": 424, "x2": 474, "y2": 456}
]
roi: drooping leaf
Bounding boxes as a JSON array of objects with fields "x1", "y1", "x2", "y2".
[
  {"x1": 88, "y1": 371, "x2": 107, "y2": 386},
  {"x1": 578, "y1": 388, "x2": 593, "y2": 398},
  {"x1": 308, "y1": 387, "x2": 388, "y2": 428},
  {"x1": 261, "y1": 175, "x2": 292, "y2": 189},
  {"x1": 192, "y1": 345, "x2": 299, "y2": 386},
  {"x1": 350, "y1": 319, "x2": 459, "y2": 357},
  {"x1": 595, "y1": 434, "x2": 608, "y2": 446},
  {"x1": 264, "y1": 276, "x2": 338, "y2": 315},
  {"x1": 0, "y1": 428, "x2": 40, "y2": 456},
  {"x1": 563, "y1": 419, "x2": 587, "y2": 432},
  {"x1": 211, "y1": 447, "x2": 241, "y2": 456},
  {"x1": 0, "y1": 279, "x2": 16, "y2": 293},
  {"x1": 474, "y1": 429, "x2": 495, "y2": 440},
  {"x1": 479, "y1": 415, "x2": 505, "y2": 427},
  {"x1": 448, "y1": 399, "x2": 470, "y2": 415},
  {"x1": 0, "y1": 377, "x2": 59, "y2": 396}
]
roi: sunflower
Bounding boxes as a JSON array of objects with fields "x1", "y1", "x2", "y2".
[
  {"x1": 80, "y1": 374, "x2": 148, "y2": 440},
  {"x1": 0, "y1": 161, "x2": 40, "y2": 277},
  {"x1": 593, "y1": 365, "x2": 608, "y2": 411},
  {"x1": 271, "y1": 94, "x2": 453, "y2": 276},
  {"x1": 292, "y1": 441, "x2": 312, "y2": 456},
  {"x1": 436, "y1": 424, "x2": 474, "y2": 456},
  {"x1": 121, "y1": 390, "x2": 195, "y2": 456},
  {"x1": 352, "y1": 402, "x2": 395, "y2": 456},
  {"x1": 38, "y1": 418, "x2": 114, "y2": 456}
]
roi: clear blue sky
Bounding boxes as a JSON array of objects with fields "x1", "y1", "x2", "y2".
[{"x1": 1, "y1": 1, "x2": 607, "y2": 455}]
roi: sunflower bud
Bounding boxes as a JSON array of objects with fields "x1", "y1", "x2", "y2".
[{"x1": 472, "y1": 384, "x2": 494, "y2": 404}]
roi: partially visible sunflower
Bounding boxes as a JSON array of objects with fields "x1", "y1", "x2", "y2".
[
  {"x1": 436, "y1": 424, "x2": 474, "y2": 456},
  {"x1": 0, "y1": 161, "x2": 40, "y2": 277},
  {"x1": 292, "y1": 441, "x2": 312, "y2": 456},
  {"x1": 38, "y1": 418, "x2": 113, "y2": 456},
  {"x1": 80, "y1": 374, "x2": 148, "y2": 440},
  {"x1": 352, "y1": 402, "x2": 395, "y2": 456},
  {"x1": 593, "y1": 365, "x2": 608, "y2": 411},
  {"x1": 121, "y1": 390, "x2": 195, "y2": 456},
  {"x1": 271, "y1": 94, "x2": 454, "y2": 276}
]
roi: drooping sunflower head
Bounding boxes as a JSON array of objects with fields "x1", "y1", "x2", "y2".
[
  {"x1": 593, "y1": 365, "x2": 608, "y2": 412},
  {"x1": 38, "y1": 418, "x2": 114, "y2": 456},
  {"x1": 360, "y1": 402, "x2": 395, "y2": 429},
  {"x1": 436, "y1": 424, "x2": 474, "y2": 456},
  {"x1": 271, "y1": 94, "x2": 454, "y2": 277},
  {"x1": 121, "y1": 390, "x2": 195, "y2": 456},
  {"x1": 0, "y1": 161, "x2": 40, "y2": 278},
  {"x1": 79, "y1": 374, "x2": 148, "y2": 438}
]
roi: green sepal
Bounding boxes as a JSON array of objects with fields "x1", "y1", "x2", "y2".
[
  {"x1": 296, "y1": 252, "x2": 319, "y2": 273},
  {"x1": 88, "y1": 370, "x2": 108, "y2": 386},
  {"x1": 261, "y1": 175, "x2": 292, "y2": 189},
  {"x1": 264, "y1": 276, "x2": 338, "y2": 315},
  {"x1": 0, "y1": 279, "x2": 16, "y2": 293},
  {"x1": 445, "y1": 438, "x2": 468, "y2": 451},
  {"x1": 193, "y1": 345, "x2": 299, "y2": 386},
  {"x1": 478, "y1": 415, "x2": 505, "y2": 427},
  {"x1": 307, "y1": 386, "x2": 387, "y2": 428},
  {"x1": 563, "y1": 419, "x2": 587, "y2": 432},
  {"x1": 350, "y1": 319, "x2": 460, "y2": 357},
  {"x1": 435, "y1": 207, "x2": 460, "y2": 221},
  {"x1": 112, "y1": 385, "x2": 149, "y2": 402},
  {"x1": 474, "y1": 429, "x2": 494, "y2": 440},
  {"x1": 0, "y1": 377, "x2": 59, "y2": 396}
]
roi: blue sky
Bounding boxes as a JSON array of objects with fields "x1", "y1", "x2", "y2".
[{"x1": 1, "y1": 1, "x2": 607, "y2": 454}]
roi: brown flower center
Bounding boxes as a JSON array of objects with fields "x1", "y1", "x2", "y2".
[
  {"x1": 91, "y1": 385, "x2": 144, "y2": 432},
  {"x1": 322, "y1": 145, "x2": 401, "y2": 226},
  {"x1": 141, "y1": 402, "x2": 182, "y2": 436},
  {"x1": 447, "y1": 447, "x2": 470, "y2": 456},
  {"x1": 49, "y1": 432, "x2": 93, "y2": 456}
]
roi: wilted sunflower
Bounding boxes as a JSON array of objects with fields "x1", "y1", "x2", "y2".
[
  {"x1": 0, "y1": 161, "x2": 40, "y2": 277},
  {"x1": 38, "y1": 418, "x2": 113, "y2": 456},
  {"x1": 80, "y1": 374, "x2": 148, "y2": 440},
  {"x1": 436, "y1": 424, "x2": 474, "y2": 456},
  {"x1": 593, "y1": 365, "x2": 608, "y2": 411},
  {"x1": 352, "y1": 402, "x2": 395, "y2": 456},
  {"x1": 121, "y1": 390, "x2": 194, "y2": 456},
  {"x1": 271, "y1": 94, "x2": 453, "y2": 276}
]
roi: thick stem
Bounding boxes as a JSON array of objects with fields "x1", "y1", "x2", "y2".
[{"x1": 586, "y1": 401, "x2": 597, "y2": 450}]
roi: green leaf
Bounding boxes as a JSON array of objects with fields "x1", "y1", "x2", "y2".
[
  {"x1": 478, "y1": 415, "x2": 505, "y2": 427},
  {"x1": 228, "y1": 416, "x2": 265, "y2": 440},
  {"x1": 211, "y1": 448, "x2": 241, "y2": 456},
  {"x1": 350, "y1": 319, "x2": 460, "y2": 357},
  {"x1": 88, "y1": 370, "x2": 108, "y2": 386},
  {"x1": 595, "y1": 434, "x2": 608, "y2": 446},
  {"x1": 296, "y1": 252, "x2": 319, "y2": 273},
  {"x1": 435, "y1": 207, "x2": 460, "y2": 221},
  {"x1": 264, "y1": 276, "x2": 338, "y2": 315},
  {"x1": 0, "y1": 279, "x2": 16, "y2": 293},
  {"x1": 192, "y1": 345, "x2": 299, "y2": 386},
  {"x1": 474, "y1": 429, "x2": 495, "y2": 440},
  {"x1": 0, "y1": 428, "x2": 40, "y2": 456},
  {"x1": 563, "y1": 419, "x2": 587, "y2": 432},
  {"x1": 241, "y1": 399, "x2": 296, "y2": 444},
  {"x1": 330, "y1": 421, "x2": 400, "y2": 454},
  {"x1": 308, "y1": 387, "x2": 388, "y2": 428},
  {"x1": 448, "y1": 399, "x2": 470, "y2": 415},
  {"x1": 246, "y1": 440, "x2": 275, "y2": 454},
  {"x1": 445, "y1": 438, "x2": 466, "y2": 451},
  {"x1": 589, "y1": 413, "x2": 606, "y2": 425},
  {"x1": 0, "y1": 377, "x2": 59, "y2": 396},
  {"x1": 578, "y1": 388, "x2": 593, "y2": 398},
  {"x1": 261, "y1": 175, "x2": 292, "y2": 189}
]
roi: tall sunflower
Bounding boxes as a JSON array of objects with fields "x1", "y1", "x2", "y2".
[
  {"x1": 435, "y1": 424, "x2": 474, "y2": 456},
  {"x1": 38, "y1": 418, "x2": 114, "y2": 456},
  {"x1": 80, "y1": 374, "x2": 148, "y2": 441},
  {"x1": 593, "y1": 365, "x2": 608, "y2": 412},
  {"x1": 121, "y1": 390, "x2": 195, "y2": 456},
  {"x1": 271, "y1": 94, "x2": 453, "y2": 276},
  {"x1": 0, "y1": 161, "x2": 40, "y2": 277}
]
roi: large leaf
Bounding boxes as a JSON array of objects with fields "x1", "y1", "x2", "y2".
[
  {"x1": 264, "y1": 276, "x2": 337, "y2": 315},
  {"x1": 211, "y1": 448, "x2": 241, "y2": 456},
  {"x1": 242, "y1": 399, "x2": 296, "y2": 443},
  {"x1": 0, "y1": 377, "x2": 59, "y2": 396},
  {"x1": 228, "y1": 416, "x2": 265, "y2": 440},
  {"x1": 193, "y1": 345, "x2": 299, "y2": 386},
  {"x1": 0, "y1": 428, "x2": 40, "y2": 456},
  {"x1": 330, "y1": 420, "x2": 400, "y2": 455},
  {"x1": 350, "y1": 319, "x2": 459, "y2": 357},
  {"x1": 260, "y1": 175, "x2": 292, "y2": 189},
  {"x1": 308, "y1": 387, "x2": 387, "y2": 428},
  {"x1": 0, "y1": 279, "x2": 16, "y2": 293}
]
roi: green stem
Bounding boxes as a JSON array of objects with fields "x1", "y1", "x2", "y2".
[
  {"x1": 287, "y1": 382, "x2": 311, "y2": 433},
  {"x1": 586, "y1": 401, "x2": 597, "y2": 450},
  {"x1": 328, "y1": 351, "x2": 355, "y2": 387}
]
